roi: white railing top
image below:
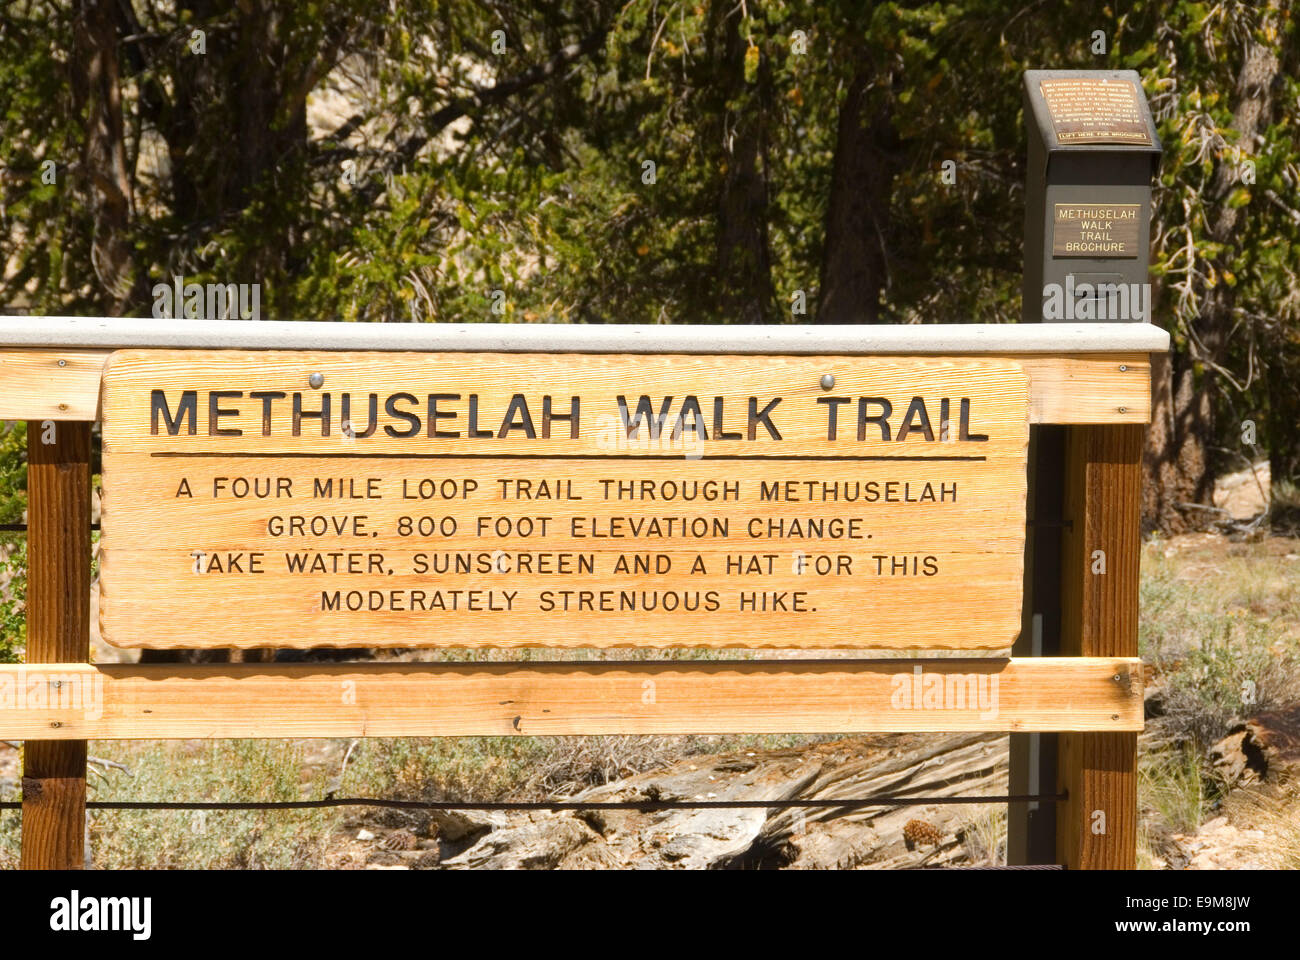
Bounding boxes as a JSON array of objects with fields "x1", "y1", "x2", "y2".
[{"x1": 0, "y1": 316, "x2": 1169, "y2": 354}]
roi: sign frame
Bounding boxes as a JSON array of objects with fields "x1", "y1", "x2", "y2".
[{"x1": 0, "y1": 315, "x2": 1166, "y2": 871}]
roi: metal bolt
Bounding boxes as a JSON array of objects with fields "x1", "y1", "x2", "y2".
[
  {"x1": 1118, "y1": 364, "x2": 1128, "y2": 372},
  {"x1": 57, "y1": 359, "x2": 66, "y2": 367},
  {"x1": 309, "y1": 372, "x2": 324, "y2": 389},
  {"x1": 1118, "y1": 406, "x2": 1128, "y2": 414},
  {"x1": 820, "y1": 374, "x2": 835, "y2": 390}
]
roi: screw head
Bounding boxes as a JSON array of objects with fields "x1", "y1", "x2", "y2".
[
  {"x1": 57, "y1": 359, "x2": 66, "y2": 367},
  {"x1": 1119, "y1": 364, "x2": 1128, "y2": 372},
  {"x1": 820, "y1": 373, "x2": 835, "y2": 390},
  {"x1": 309, "y1": 372, "x2": 324, "y2": 389}
]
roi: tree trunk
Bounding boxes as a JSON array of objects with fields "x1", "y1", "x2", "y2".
[
  {"x1": 1265, "y1": 343, "x2": 1300, "y2": 485},
  {"x1": 1143, "y1": 39, "x2": 1279, "y2": 531},
  {"x1": 159, "y1": 2, "x2": 311, "y2": 281},
  {"x1": 70, "y1": 0, "x2": 135, "y2": 314},
  {"x1": 710, "y1": 2, "x2": 775, "y2": 324},
  {"x1": 1143, "y1": 351, "x2": 1214, "y2": 533},
  {"x1": 816, "y1": 65, "x2": 901, "y2": 324}
]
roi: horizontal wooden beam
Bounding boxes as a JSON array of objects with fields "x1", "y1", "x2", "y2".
[
  {"x1": 0, "y1": 349, "x2": 1152, "y2": 424},
  {"x1": 0, "y1": 350, "x2": 106, "y2": 421},
  {"x1": 0, "y1": 658, "x2": 1142, "y2": 739},
  {"x1": 1022, "y1": 353, "x2": 1149, "y2": 424},
  {"x1": 0, "y1": 317, "x2": 1174, "y2": 353}
]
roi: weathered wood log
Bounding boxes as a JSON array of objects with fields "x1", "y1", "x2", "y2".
[
  {"x1": 440, "y1": 734, "x2": 1010, "y2": 870},
  {"x1": 1210, "y1": 703, "x2": 1300, "y2": 785}
]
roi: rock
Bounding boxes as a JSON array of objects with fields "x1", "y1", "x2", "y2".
[
  {"x1": 428, "y1": 808, "x2": 510, "y2": 842},
  {"x1": 356, "y1": 828, "x2": 375, "y2": 841},
  {"x1": 1142, "y1": 670, "x2": 1165, "y2": 719},
  {"x1": 1171, "y1": 816, "x2": 1272, "y2": 870},
  {"x1": 442, "y1": 815, "x2": 601, "y2": 870},
  {"x1": 1212, "y1": 460, "x2": 1269, "y2": 521}
]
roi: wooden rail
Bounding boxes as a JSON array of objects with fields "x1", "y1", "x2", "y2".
[
  {"x1": 0, "y1": 347, "x2": 1154, "y2": 425},
  {"x1": 0, "y1": 657, "x2": 1142, "y2": 739},
  {"x1": 0, "y1": 319, "x2": 1168, "y2": 425}
]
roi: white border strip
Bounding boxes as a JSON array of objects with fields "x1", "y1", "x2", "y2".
[{"x1": 0, "y1": 317, "x2": 1169, "y2": 354}]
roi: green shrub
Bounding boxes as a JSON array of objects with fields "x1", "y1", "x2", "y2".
[
  {"x1": 0, "y1": 422, "x2": 26, "y2": 663},
  {"x1": 87, "y1": 740, "x2": 339, "y2": 869},
  {"x1": 1158, "y1": 617, "x2": 1299, "y2": 748}
]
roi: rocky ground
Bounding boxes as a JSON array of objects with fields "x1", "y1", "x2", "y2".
[{"x1": 325, "y1": 733, "x2": 1007, "y2": 870}]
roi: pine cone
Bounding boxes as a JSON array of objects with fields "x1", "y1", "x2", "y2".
[
  {"x1": 903, "y1": 819, "x2": 944, "y2": 850},
  {"x1": 381, "y1": 829, "x2": 419, "y2": 851}
]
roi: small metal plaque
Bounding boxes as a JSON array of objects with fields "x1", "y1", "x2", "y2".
[
  {"x1": 1039, "y1": 78, "x2": 1153, "y2": 145},
  {"x1": 1052, "y1": 203, "x2": 1141, "y2": 258}
]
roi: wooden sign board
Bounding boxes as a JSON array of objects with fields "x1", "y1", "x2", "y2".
[{"x1": 99, "y1": 351, "x2": 1029, "y2": 650}]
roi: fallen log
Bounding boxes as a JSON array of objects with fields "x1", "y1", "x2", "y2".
[
  {"x1": 440, "y1": 733, "x2": 1010, "y2": 870},
  {"x1": 1210, "y1": 703, "x2": 1300, "y2": 785}
]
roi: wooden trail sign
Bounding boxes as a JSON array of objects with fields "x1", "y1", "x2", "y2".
[
  {"x1": 1, "y1": 314, "x2": 1167, "y2": 873},
  {"x1": 99, "y1": 350, "x2": 1030, "y2": 650}
]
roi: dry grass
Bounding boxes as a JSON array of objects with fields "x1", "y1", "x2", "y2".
[
  {"x1": 1139, "y1": 744, "x2": 1216, "y2": 836},
  {"x1": 1140, "y1": 536, "x2": 1300, "y2": 748},
  {"x1": 1136, "y1": 534, "x2": 1300, "y2": 868},
  {"x1": 955, "y1": 803, "x2": 1006, "y2": 866},
  {"x1": 1, "y1": 740, "x2": 340, "y2": 870},
  {"x1": 339, "y1": 732, "x2": 833, "y2": 804}
]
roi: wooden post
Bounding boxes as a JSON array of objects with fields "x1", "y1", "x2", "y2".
[
  {"x1": 1055, "y1": 424, "x2": 1142, "y2": 869},
  {"x1": 21, "y1": 420, "x2": 92, "y2": 870}
]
